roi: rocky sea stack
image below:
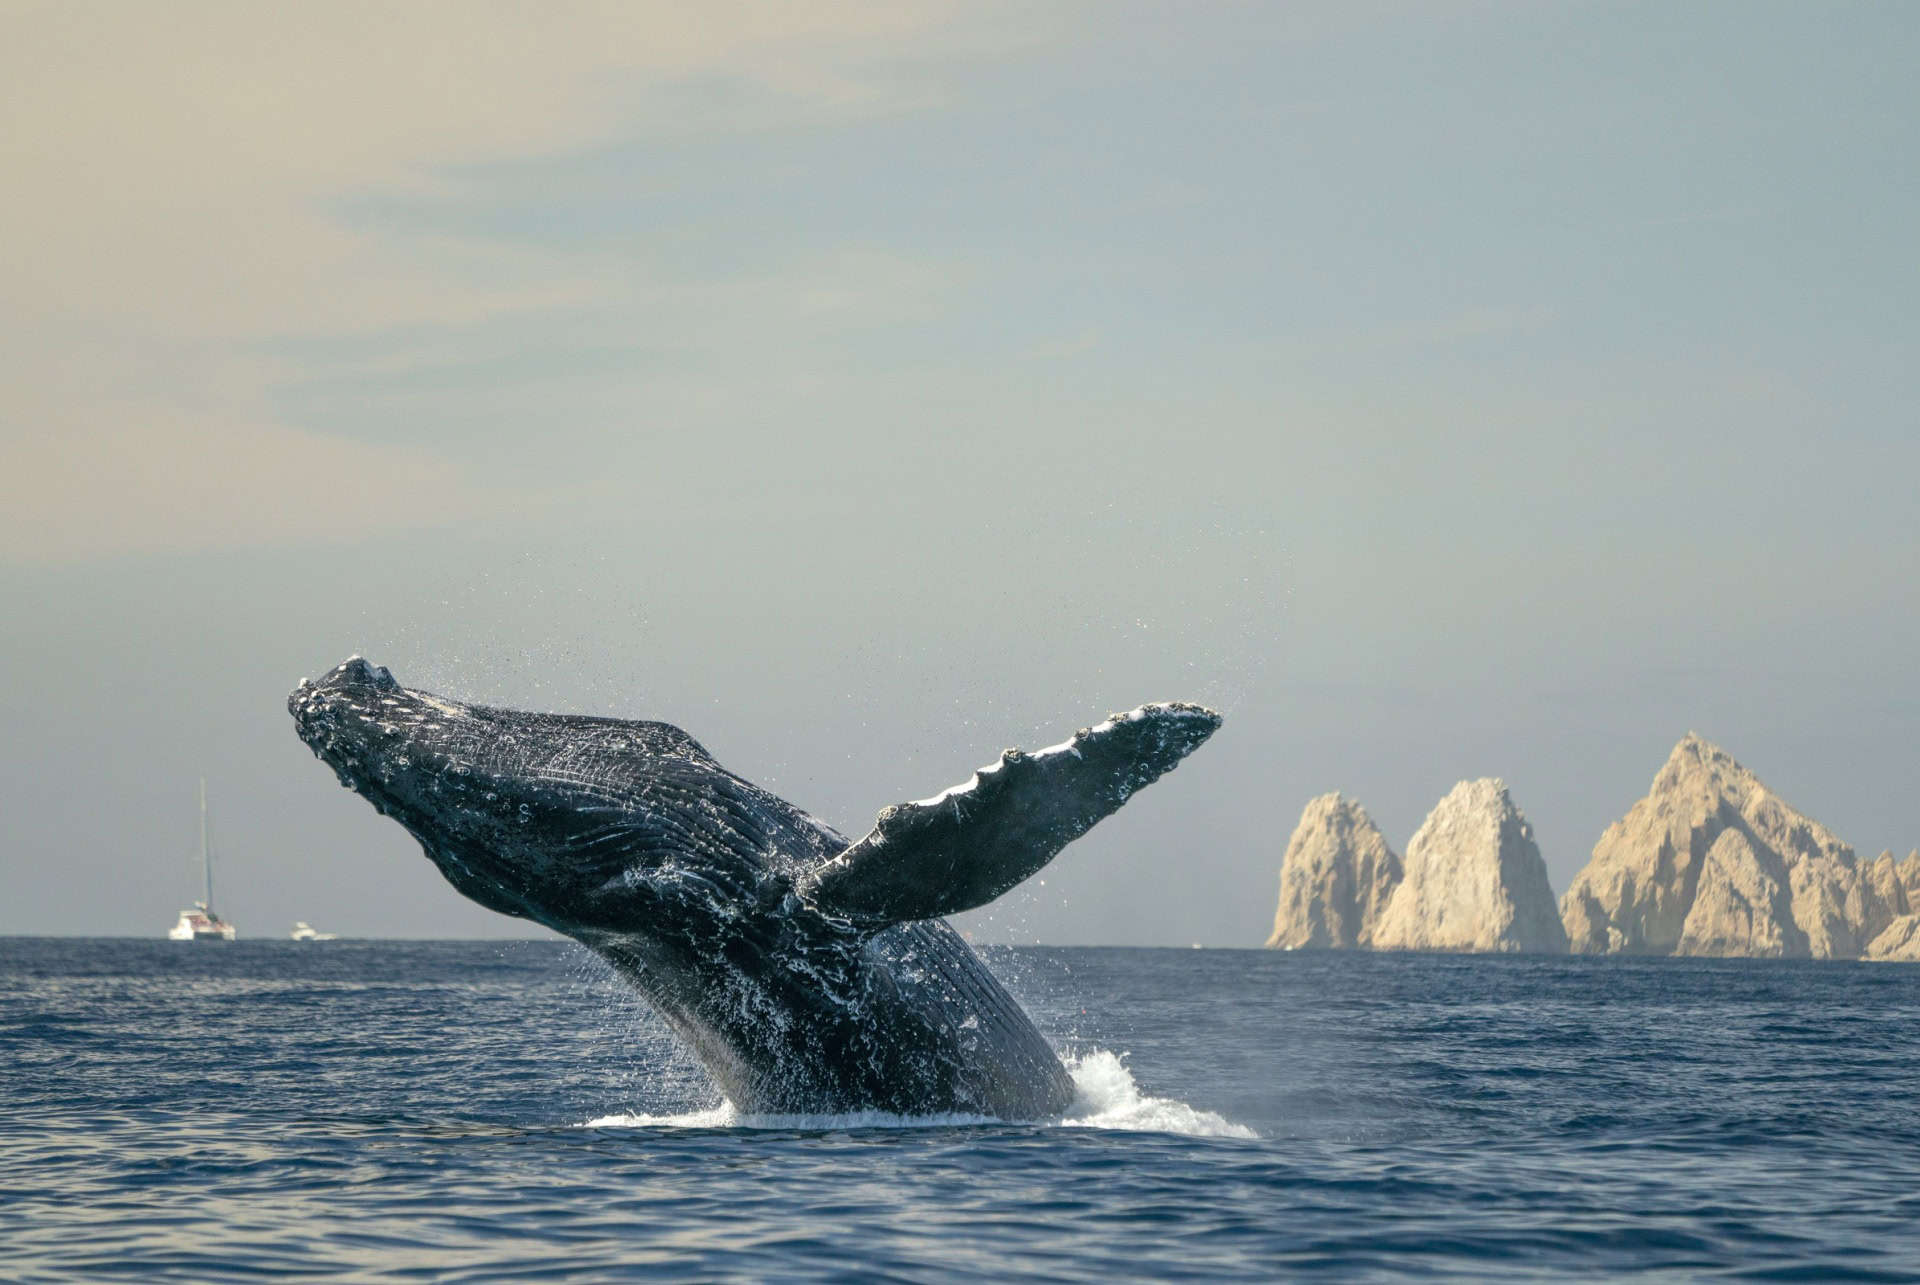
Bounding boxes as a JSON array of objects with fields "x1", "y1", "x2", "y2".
[
  {"x1": 1264, "y1": 793, "x2": 1401, "y2": 949},
  {"x1": 1267, "y1": 779, "x2": 1566, "y2": 954},
  {"x1": 1558, "y1": 734, "x2": 1916, "y2": 960},
  {"x1": 1267, "y1": 737, "x2": 1915, "y2": 960},
  {"x1": 1372, "y1": 779, "x2": 1569, "y2": 954}
]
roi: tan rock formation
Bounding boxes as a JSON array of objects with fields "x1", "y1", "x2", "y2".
[
  {"x1": 1676, "y1": 829, "x2": 1796, "y2": 956},
  {"x1": 1265, "y1": 793, "x2": 1401, "y2": 949},
  {"x1": 1371, "y1": 779, "x2": 1568, "y2": 954},
  {"x1": 1865, "y1": 914, "x2": 1920, "y2": 962},
  {"x1": 1561, "y1": 734, "x2": 1891, "y2": 958},
  {"x1": 1863, "y1": 852, "x2": 1911, "y2": 945},
  {"x1": 1900, "y1": 851, "x2": 1920, "y2": 902}
]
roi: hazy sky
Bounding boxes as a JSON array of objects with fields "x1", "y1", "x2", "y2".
[{"x1": 4, "y1": 2, "x2": 1915, "y2": 944}]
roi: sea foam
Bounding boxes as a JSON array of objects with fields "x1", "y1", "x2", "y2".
[
  {"x1": 1059, "y1": 1050, "x2": 1256, "y2": 1138},
  {"x1": 582, "y1": 1049, "x2": 1256, "y2": 1139}
]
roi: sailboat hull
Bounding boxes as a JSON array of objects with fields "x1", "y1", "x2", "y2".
[{"x1": 169, "y1": 909, "x2": 236, "y2": 941}]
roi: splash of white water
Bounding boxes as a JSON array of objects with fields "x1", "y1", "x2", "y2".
[
  {"x1": 582, "y1": 1048, "x2": 1255, "y2": 1139},
  {"x1": 1058, "y1": 1050, "x2": 1255, "y2": 1138}
]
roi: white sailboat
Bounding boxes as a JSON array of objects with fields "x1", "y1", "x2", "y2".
[{"x1": 168, "y1": 778, "x2": 237, "y2": 941}]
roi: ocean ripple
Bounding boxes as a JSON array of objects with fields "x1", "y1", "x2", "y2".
[{"x1": 3, "y1": 940, "x2": 1918, "y2": 1280}]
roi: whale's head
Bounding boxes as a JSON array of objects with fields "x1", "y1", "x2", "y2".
[{"x1": 288, "y1": 656, "x2": 757, "y2": 934}]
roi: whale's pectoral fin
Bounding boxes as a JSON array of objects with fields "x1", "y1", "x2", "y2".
[{"x1": 798, "y1": 702, "x2": 1221, "y2": 926}]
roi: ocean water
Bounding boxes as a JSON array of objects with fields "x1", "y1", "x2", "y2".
[{"x1": 4, "y1": 940, "x2": 1919, "y2": 1281}]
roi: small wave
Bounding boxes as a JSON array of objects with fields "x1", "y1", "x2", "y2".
[
  {"x1": 583, "y1": 1104, "x2": 740, "y2": 1129},
  {"x1": 583, "y1": 1050, "x2": 1254, "y2": 1139},
  {"x1": 582, "y1": 1103, "x2": 1005, "y2": 1130}
]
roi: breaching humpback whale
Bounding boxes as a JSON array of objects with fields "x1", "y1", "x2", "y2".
[{"x1": 289, "y1": 658, "x2": 1220, "y2": 1118}]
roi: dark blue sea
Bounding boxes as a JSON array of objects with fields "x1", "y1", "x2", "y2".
[{"x1": 5, "y1": 940, "x2": 1919, "y2": 1281}]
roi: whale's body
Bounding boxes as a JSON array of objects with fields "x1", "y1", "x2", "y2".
[{"x1": 290, "y1": 658, "x2": 1219, "y2": 1117}]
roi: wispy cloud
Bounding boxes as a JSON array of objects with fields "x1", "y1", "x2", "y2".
[{"x1": 0, "y1": 2, "x2": 1026, "y2": 562}]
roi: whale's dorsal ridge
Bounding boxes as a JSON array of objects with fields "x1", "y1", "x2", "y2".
[{"x1": 799, "y1": 701, "x2": 1221, "y2": 927}]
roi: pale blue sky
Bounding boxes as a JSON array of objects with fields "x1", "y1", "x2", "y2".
[{"x1": 2, "y1": 2, "x2": 1914, "y2": 941}]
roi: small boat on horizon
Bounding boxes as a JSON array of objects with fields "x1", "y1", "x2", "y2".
[
  {"x1": 168, "y1": 778, "x2": 237, "y2": 941},
  {"x1": 290, "y1": 922, "x2": 337, "y2": 942}
]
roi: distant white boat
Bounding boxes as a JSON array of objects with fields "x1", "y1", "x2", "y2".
[
  {"x1": 290, "y1": 922, "x2": 337, "y2": 942},
  {"x1": 168, "y1": 778, "x2": 237, "y2": 941}
]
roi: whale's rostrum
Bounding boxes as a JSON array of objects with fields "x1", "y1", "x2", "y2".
[{"x1": 289, "y1": 657, "x2": 1221, "y2": 1117}]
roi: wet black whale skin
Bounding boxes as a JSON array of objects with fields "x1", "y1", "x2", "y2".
[{"x1": 289, "y1": 657, "x2": 1218, "y2": 1117}]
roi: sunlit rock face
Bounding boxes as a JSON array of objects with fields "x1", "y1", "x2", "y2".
[
  {"x1": 1265, "y1": 793, "x2": 1401, "y2": 950},
  {"x1": 1561, "y1": 734, "x2": 1904, "y2": 959},
  {"x1": 1862, "y1": 852, "x2": 1912, "y2": 945},
  {"x1": 1675, "y1": 829, "x2": 1795, "y2": 957},
  {"x1": 1863, "y1": 853, "x2": 1920, "y2": 961},
  {"x1": 1900, "y1": 851, "x2": 1920, "y2": 903},
  {"x1": 1865, "y1": 914, "x2": 1920, "y2": 961},
  {"x1": 1369, "y1": 779, "x2": 1569, "y2": 955}
]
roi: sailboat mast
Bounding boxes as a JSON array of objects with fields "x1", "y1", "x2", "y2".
[{"x1": 200, "y1": 776, "x2": 213, "y2": 912}]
